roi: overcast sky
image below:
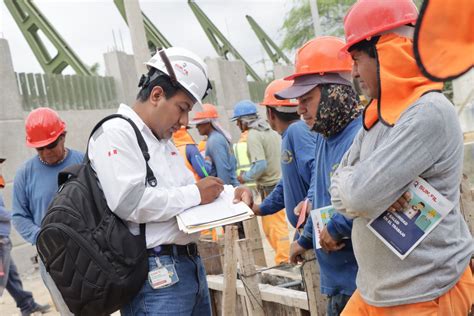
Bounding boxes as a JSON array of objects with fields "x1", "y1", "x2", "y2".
[{"x1": 0, "y1": 0, "x2": 294, "y2": 78}]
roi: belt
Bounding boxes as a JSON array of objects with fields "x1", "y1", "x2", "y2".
[{"x1": 147, "y1": 243, "x2": 199, "y2": 257}]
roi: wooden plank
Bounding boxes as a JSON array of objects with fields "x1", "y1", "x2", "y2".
[
  {"x1": 206, "y1": 275, "x2": 309, "y2": 310},
  {"x1": 222, "y1": 226, "x2": 239, "y2": 316},
  {"x1": 197, "y1": 239, "x2": 223, "y2": 275},
  {"x1": 255, "y1": 265, "x2": 301, "y2": 281},
  {"x1": 242, "y1": 217, "x2": 266, "y2": 266},
  {"x1": 236, "y1": 239, "x2": 265, "y2": 316},
  {"x1": 464, "y1": 131, "x2": 474, "y2": 145},
  {"x1": 460, "y1": 174, "x2": 474, "y2": 236},
  {"x1": 301, "y1": 250, "x2": 326, "y2": 316}
]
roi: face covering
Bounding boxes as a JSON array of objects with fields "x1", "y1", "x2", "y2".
[
  {"x1": 312, "y1": 83, "x2": 363, "y2": 138},
  {"x1": 363, "y1": 33, "x2": 443, "y2": 130}
]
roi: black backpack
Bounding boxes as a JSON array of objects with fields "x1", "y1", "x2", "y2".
[{"x1": 36, "y1": 114, "x2": 157, "y2": 316}]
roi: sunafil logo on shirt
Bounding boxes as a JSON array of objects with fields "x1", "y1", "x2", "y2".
[{"x1": 281, "y1": 150, "x2": 293, "y2": 164}]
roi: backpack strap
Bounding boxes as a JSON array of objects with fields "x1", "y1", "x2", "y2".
[{"x1": 86, "y1": 114, "x2": 157, "y2": 187}]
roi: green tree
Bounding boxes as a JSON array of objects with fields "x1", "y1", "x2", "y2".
[
  {"x1": 281, "y1": 0, "x2": 424, "y2": 52},
  {"x1": 280, "y1": 0, "x2": 354, "y2": 52}
]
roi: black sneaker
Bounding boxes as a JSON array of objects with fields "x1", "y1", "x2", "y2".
[{"x1": 21, "y1": 303, "x2": 51, "y2": 316}]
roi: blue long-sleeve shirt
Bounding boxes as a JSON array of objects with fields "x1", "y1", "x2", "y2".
[
  {"x1": 260, "y1": 121, "x2": 317, "y2": 227},
  {"x1": 206, "y1": 130, "x2": 239, "y2": 187},
  {"x1": 185, "y1": 144, "x2": 212, "y2": 178},
  {"x1": 0, "y1": 193, "x2": 11, "y2": 237},
  {"x1": 12, "y1": 149, "x2": 84, "y2": 244},
  {"x1": 298, "y1": 117, "x2": 362, "y2": 296},
  {"x1": 242, "y1": 160, "x2": 267, "y2": 182}
]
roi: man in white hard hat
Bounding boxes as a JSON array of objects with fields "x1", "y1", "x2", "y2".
[{"x1": 88, "y1": 47, "x2": 224, "y2": 315}]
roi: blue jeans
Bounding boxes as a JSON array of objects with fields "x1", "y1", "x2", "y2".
[
  {"x1": 0, "y1": 236, "x2": 36, "y2": 313},
  {"x1": 121, "y1": 254, "x2": 211, "y2": 316},
  {"x1": 327, "y1": 293, "x2": 351, "y2": 316}
]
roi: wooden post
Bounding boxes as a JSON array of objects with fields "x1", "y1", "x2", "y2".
[
  {"x1": 242, "y1": 217, "x2": 267, "y2": 266},
  {"x1": 301, "y1": 250, "x2": 327, "y2": 316},
  {"x1": 236, "y1": 239, "x2": 265, "y2": 316},
  {"x1": 222, "y1": 226, "x2": 239, "y2": 316},
  {"x1": 460, "y1": 174, "x2": 474, "y2": 235}
]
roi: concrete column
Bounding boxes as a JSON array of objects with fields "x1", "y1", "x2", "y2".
[
  {"x1": 0, "y1": 39, "x2": 31, "y2": 202},
  {"x1": 205, "y1": 58, "x2": 251, "y2": 142},
  {"x1": 124, "y1": 0, "x2": 150, "y2": 77},
  {"x1": 273, "y1": 64, "x2": 294, "y2": 79},
  {"x1": 0, "y1": 38, "x2": 33, "y2": 250},
  {"x1": 104, "y1": 50, "x2": 139, "y2": 106}
]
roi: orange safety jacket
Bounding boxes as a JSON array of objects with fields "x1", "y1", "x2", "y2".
[{"x1": 173, "y1": 127, "x2": 201, "y2": 181}]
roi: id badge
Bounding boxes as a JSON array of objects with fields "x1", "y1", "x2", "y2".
[{"x1": 148, "y1": 258, "x2": 179, "y2": 289}]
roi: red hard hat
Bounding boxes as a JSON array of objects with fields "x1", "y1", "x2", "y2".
[
  {"x1": 285, "y1": 36, "x2": 352, "y2": 80},
  {"x1": 25, "y1": 107, "x2": 66, "y2": 148},
  {"x1": 260, "y1": 79, "x2": 298, "y2": 107},
  {"x1": 342, "y1": 0, "x2": 418, "y2": 52},
  {"x1": 190, "y1": 103, "x2": 219, "y2": 124}
]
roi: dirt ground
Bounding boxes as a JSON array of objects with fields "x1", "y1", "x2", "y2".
[
  {"x1": 1, "y1": 216, "x2": 294, "y2": 315},
  {"x1": 0, "y1": 267, "x2": 58, "y2": 316}
]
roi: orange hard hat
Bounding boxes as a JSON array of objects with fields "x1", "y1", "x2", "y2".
[
  {"x1": 285, "y1": 36, "x2": 352, "y2": 80},
  {"x1": 190, "y1": 103, "x2": 218, "y2": 124},
  {"x1": 260, "y1": 79, "x2": 298, "y2": 107},
  {"x1": 25, "y1": 107, "x2": 66, "y2": 148},
  {"x1": 342, "y1": 0, "x2": 418, "y2": 52}
]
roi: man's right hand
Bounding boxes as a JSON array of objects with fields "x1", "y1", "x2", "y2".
[
  {"x1": 294, "y1": 200, "x2": 312, "y2": 218},
  {"x1": 388, "y1": 192, "x2": 412, "y2": 212},
  {"x1": 196, "y1": 176, "x2": 224, "y2": 205},
  {"x1": 233, "y1": 186, "x2": 254, "y2": 209}
]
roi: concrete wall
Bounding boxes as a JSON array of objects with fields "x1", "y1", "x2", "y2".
[
  {"x1": 104, "y1": 50, "x2": 139, "y2": 107},
  {"x1": 205, "y1": 57, "x2": 251, "y2": 143},
  {"x1": 273, "y1": 64, "x2": 294, "y2": 79}
]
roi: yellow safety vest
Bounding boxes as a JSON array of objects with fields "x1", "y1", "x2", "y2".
[{"x1": 233, "y1": 132, "x2": 256, "y2": 188}]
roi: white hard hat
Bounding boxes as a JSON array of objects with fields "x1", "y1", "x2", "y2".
[{"x1": 145, "y1": 47, "x2": 211, "y2": 110}]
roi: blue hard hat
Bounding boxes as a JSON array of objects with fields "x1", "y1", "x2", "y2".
[{"x1": 231, "y1": 100, "x2": 257, "y2": 121}]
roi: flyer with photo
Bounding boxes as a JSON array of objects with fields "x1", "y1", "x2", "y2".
[
  {"x1": 367, "y1": 177, "x2": 453, "y2": 260},
  {"x1": 310, "y1": 205, "x2": 335, "y2": 249}
]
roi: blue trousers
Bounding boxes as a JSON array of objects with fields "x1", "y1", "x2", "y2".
[
  {"x1": 0, "y1": 236, "x2": 36, "y2": 313},
  {"x1": 121, "y1": 254, "x2": 211, "y2": 316}
]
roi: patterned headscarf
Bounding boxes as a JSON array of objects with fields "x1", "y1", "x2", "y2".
[{"x1": 312, "y1": 84, "x2": 363, "y2": 138}]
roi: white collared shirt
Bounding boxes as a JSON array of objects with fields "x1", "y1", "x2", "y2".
[{"x1": 88, "y1": 104, "x2": 201, "y2": 247}]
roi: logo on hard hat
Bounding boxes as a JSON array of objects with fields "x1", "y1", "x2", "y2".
[{"x1": 175, "y1": 63, "x2": 189, "y2": 76}]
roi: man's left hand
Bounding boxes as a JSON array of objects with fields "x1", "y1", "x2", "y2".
[
  {"x1": 319, "y1": 227, "x2": 345, "y2": 252},
  {"x1": 237, "y1": 175, "x2": 245, "y2": 184}
]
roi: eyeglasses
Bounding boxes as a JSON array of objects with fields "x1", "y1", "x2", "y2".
[{"x1": 36, "y1": 135, "x2": 63, "y2": 151}]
